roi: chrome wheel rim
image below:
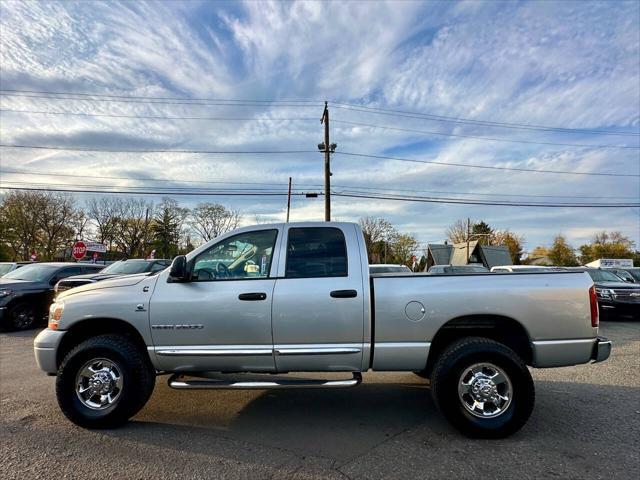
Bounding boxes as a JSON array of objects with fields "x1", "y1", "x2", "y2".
[
  {"x1": 458, "y1": 363, "x2": 512, "y2": 418},
  {"x1": 75, "y1": 358, "x2": 123, "y2": 410}
]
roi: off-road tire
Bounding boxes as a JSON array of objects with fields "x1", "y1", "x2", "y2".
[
  {"x1": 56, "y1": 334, "x2": 156, "y2": 428},
  {"x1": 431, "y1": 336, "x2": 534, "y2": 438}
]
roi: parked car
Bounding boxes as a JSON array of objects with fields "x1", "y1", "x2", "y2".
[
  {"x1": 0, "y1": 262, "x2": 31, "y2": 277},
  {"x1": 55, "y1": 259, "x2": 171, "y2": 294},
  {"x1": 369, "y1": 264, "x2": 413, "y2": 274},
  {"x1": 491, "y1": 265, "x2": 566, "y2": 273},
  {"x1": 428, "y1": 264, "x2": 489, "y2": 274},
  {"x1": 568, "y1": 268, "x2": 640, "y2": 320},
  {"x1": 36, "y1": 222, "x2": 610, "y2": 438},
  {"x1": 608, "y1": 268, "x2": 640, "y2": 284},
  {"x1": 0, "y1": 262, "x2": 104, "y2": 331}
]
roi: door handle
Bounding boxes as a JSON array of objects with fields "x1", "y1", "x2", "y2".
[
  {"x1": 239, "y1": 292, "x2": 267, "y2": 301},
  {"x1": 330, "y1": 289, "x2": 358, "y2": 298}
]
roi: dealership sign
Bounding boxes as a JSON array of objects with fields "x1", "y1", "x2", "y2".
[{"x1": 86, "y1": 242, "x2": 107, "y2": 253}]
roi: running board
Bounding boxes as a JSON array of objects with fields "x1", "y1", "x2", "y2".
[{"x1": 168, "y1": 372, "x2": 362, "y2": 390}]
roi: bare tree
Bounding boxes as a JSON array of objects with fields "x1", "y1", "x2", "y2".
[
  {"x1": 34, "y1": 193, "x2": 80, "y2": 260},
  {"x1": 86, "y1": 197, "x2": 122, "y2": 250},
  {"x1": 114, "y1": 198, "x2": 154, "y2": 257},
  {"x1": 446, "y1": 219, "x2": 468, "y2": 244},
  {"x1": 359, "y1": 217, "x2": 395, "y2": 252},
  {"x1": 188, "y1": 203, "x2": 241, "y2": 242}
]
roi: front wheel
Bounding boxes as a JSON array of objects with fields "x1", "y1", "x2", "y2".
[
  {"x1": 431, "y1": 337, "x2": 534, "y2": 438},
  {"x1": 56, "y1": 334, "x2": 156, "y2": 428}
]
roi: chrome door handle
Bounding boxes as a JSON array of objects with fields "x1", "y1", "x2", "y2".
[{"x1": 238, "y1": 292, "x2": 267, "y2": 301}]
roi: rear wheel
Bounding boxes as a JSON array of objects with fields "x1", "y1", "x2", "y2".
[
  {"x1": 56, "y1": 334, "x2": 156, "y2": 428},
  {"x1": 431, "y1": 337, "x2": 534, "y2": 438}
]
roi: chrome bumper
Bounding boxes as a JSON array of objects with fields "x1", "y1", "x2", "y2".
[
  {"x1": 33, "y1": 328, "x2": 66, "y2": 374},
  {"x1": 591, "y1": 336, "x2": 612, "y2": 363}
]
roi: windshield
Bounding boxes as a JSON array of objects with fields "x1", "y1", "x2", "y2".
[
  {"x1": 586, "y1": 269, "x2": 624, "y2": 282},
  {"x1": 102, "y1": 261, "x2": 151, "y2": 275},
  {"x1": 0, "y1": 264, "x2": 15, "y2": 276},
  {"x1": 3, "y1": 264, "x2": 59, "y2": 282},
  {"x1": 626, "y1": 269, "x2": 640, "y2": 282}
]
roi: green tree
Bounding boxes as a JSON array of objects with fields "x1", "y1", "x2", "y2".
[
  {"x1": 493, "y1": 230, "x2": 525, "y2": 264},
  {"x1": 472, "y1": 221, "x2": 494, "y2": 246},
  {"x1": 548, "y1": 235, "x2": 579, "y2": 266},
  {"x1": 578, "y1": 231, "x2": 635, "y2": 264},
  {"x1": 152, "y1": 198, "x2": 189, "y2": 259}
]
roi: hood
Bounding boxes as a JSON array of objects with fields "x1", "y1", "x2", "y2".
[
  {"x1": 57, "y1": 273, "x2": 149, "y2": 299},
  {"x1": 0, "y1": 279, "x2": 47, "y2": 290},
  {"x1": 61, "y1": 272, "x2": 149, "y2": 282},
  {"x1": 595, "y1": 281, "x2": 639, "y2": 289}
]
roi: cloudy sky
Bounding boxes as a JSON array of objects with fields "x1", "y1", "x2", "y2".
[{"x1": 0, "y1": 0, "x2": 638, "y2": 252}]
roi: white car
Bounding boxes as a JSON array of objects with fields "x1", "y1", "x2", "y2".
[{"x1": 491, "y1": 265, "x2": 565, "y2": 273}]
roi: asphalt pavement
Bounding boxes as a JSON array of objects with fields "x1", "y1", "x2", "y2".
[{"x1": 1, "y1": 321, "x2": 638, "y2": 480}]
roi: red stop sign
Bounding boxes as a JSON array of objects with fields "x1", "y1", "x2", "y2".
[{"x1": 72, "y1": 241, "x2": 87, "y2": 260}]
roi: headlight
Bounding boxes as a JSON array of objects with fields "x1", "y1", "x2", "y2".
[
  {"x1": 596, "y1": 288, "x2": 612, "y2": 298},
  {"x1": 48, "y1": 301, "x2": 64, "y2": 330},
  {"x1": 0, "y1": 289, "x2": 12, "y2": 298}
]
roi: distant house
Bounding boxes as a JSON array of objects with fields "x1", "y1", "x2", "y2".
[{"x1": 425, "y1": 241, "x2": 512, "y2": 271}]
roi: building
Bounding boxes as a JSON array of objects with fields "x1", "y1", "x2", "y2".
[{"x1": 425, "y1": 241, "x2": 512, "y2": 271}]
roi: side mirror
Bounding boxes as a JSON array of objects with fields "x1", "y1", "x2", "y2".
[{"x1": 169, "y1": 256, "x2": 189, "y2": 282}]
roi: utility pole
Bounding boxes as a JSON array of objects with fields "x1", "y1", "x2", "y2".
[
  {"x1": 466, "y1": 217, "x2": 471, "y2": 263},
  {"x1": 319, "y1": 101, "x2": 336, "y2": 222},
  {"x1": 286, "y1": 177, "x2": 292, "y2": 223}
]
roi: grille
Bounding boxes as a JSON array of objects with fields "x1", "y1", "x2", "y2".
[{"x1": 612, "y1": 289, "x2": 640, "y2": 302}]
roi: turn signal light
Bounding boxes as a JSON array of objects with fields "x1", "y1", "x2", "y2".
[
  {"x1": 588, "y1": 285, "x2": 599, "y2": 328},
  {"x1": 48, "y1": 302, "x2": 64, "y2": 330}
]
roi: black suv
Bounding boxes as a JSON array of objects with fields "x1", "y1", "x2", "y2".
[
  {"x1": 573, "y1": 268, "x2": 640, "y2": 320},
  {"x1": 55, "y1": 259, "x2": 171, "y2": 293},
  {"x1": 0, "y1": 262, "x2": 104, "y2": 330}
]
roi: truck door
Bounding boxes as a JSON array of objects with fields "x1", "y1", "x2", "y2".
[
  {"x1": 271, "y1": 225, "x2": 365, "y2": 372},
  {"x1": 149, "y1": 227, "x2": 281, "y2": 372}
]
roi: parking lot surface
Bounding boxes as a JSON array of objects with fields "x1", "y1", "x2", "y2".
[{"x1": 1, "y1": 321, "x2": 638, "y2": 480}]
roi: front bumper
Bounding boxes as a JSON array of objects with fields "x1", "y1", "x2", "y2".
[
  {"x1": 33, "y1": 328, "x2": 66, "y2": 374},
  {"x1": 591, "y1": 336, "x2": 612, "y2": 363}
]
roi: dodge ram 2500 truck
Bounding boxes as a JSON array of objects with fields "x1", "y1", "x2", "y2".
[{"x1": 34, "y1": 222, "x2": 611, "y2": 438}]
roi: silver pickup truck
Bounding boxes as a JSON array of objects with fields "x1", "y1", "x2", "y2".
[{"x1": 34, "y1": 222, "x2": 611, "y2": 438}]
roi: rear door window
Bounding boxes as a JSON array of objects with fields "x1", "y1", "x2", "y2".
[{"x1": 285, "y1": 227, "x2": 347, "y2": 278}]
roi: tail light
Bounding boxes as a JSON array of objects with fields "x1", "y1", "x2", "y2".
[{"x1": 589, "y1": 285, "x2": 599, "y2": 328}]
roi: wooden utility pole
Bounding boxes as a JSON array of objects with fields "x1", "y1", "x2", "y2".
[
  {"x1": 286, "y1": 177, "x2": 292, "y2": 223},
  {"x1": 321, "y1": 101, "x2": 331, "y2": 221},
  {"x1": 466, "y1": 217, "x2": 471, "y2": 263}
]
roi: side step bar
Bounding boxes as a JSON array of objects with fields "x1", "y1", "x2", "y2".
[{"x1": 168, "y1": 372, "x2": 362, "y2": 390}]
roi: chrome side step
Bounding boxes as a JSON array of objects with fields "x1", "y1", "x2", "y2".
[{"x1": 168, "y1": 372, "x2": 362, "y2": 390}]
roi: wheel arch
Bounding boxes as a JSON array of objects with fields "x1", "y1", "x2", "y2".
[
  {"x1": 425, "y1": 314, "x2": 533, "y2": 377},
  {"x1": 56, "y1": 318, "x2": 150, "y2": 370}
]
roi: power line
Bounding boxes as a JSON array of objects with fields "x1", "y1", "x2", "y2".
[
  {"x1": 330, "y1": 102, "x2": 640, "y2": 137},
  {"x1": 2, "y1": 145, "x2": 634, "y2": 177},
  {"x1": 332, "y1": 192, "x2": 639, "y2": 208},
  {"x1": 335, "y1": 151, "x2": 638, "y2": 177},
  {"x1": 0, "y1": 109, "x2": 318, "y2": 122},
  {"x1": 2, "y1": 183, "x2": 636, "y2": 207},
  {"x1": 0, "y1": 144, "x2": 315, "y2": 154},
  {"x1": 0, "y1": 92, "x2": 323, "y2": 108},
  {"x1": 4, "y1": 168, "x2": 636, "y2": 199},
  {"x1": 0, "y1": 88, "x2": 322, "y2": 103},
  {"x1": 2, "y1": 89, "x2": 636, "y2": 137},
  {"x1": 332, "y1": 119, "x2": 640, "y2": 149}
]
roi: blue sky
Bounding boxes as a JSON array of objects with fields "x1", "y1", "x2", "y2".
[{"x1": 0, "y1": 0, "x2": 638, "y2": 252}]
